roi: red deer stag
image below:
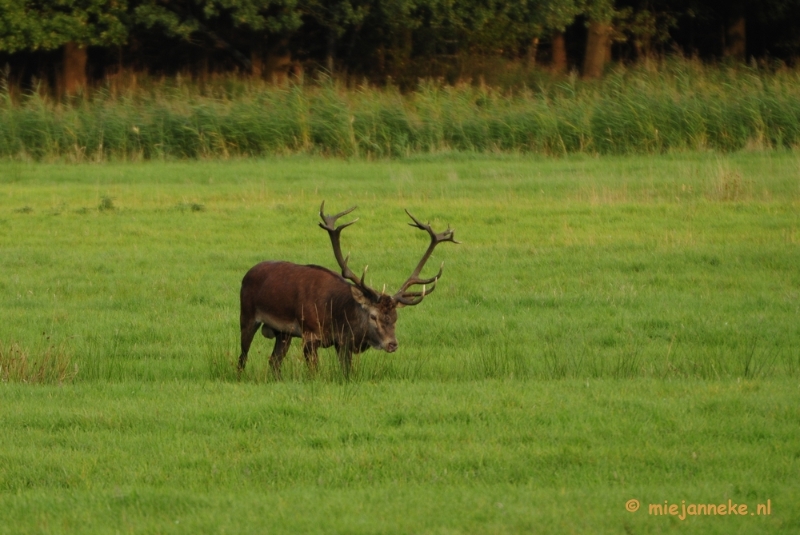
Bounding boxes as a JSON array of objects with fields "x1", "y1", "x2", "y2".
[{"x1": 238, "y1": 202, "x2": 458, "y2": 378}]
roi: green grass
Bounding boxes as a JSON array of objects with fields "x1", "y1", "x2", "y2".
[
  {"x1": 1, "y1": 152, "x2": 799, "y2": 533},
  {"x1": 3, "y1": 60, "x2": 800, "y2": 160},
  {"x1": 2, "y1": 152, "x2": 798, "y2": 382},
  {"x1": 1, "y1": 380, "x2": 798, "y2": 534}
]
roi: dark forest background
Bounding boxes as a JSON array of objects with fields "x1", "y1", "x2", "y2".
[{"x1": 2, "y1": 0, "x2": 800, "y2": 95}]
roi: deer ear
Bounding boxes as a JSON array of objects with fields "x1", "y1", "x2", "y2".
[{"x1": 350, "y1": 285, "x2": 374, "y2": 307}]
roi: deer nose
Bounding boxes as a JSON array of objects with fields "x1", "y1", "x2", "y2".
[{"x1": 386, "y1": 341, "x2": 398, "y2": 353}]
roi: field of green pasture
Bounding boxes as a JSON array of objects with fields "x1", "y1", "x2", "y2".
[{"x1": 1, "y1": 152, "x2": 799, "y2": 533}]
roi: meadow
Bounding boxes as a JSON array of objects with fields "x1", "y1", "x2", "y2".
[{"x1": 1, "y1": 152, "x2": 799, "y2": 533}]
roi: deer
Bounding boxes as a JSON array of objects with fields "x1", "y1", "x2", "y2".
[{"x1": 238, "y1": 202, "x2": 458, "y2": 378}]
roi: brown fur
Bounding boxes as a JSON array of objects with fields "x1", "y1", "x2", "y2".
[
  {"x1": 238, "y1": 261, "x2": 399, "y2": 378},
  {"x1": 239, "y1": 204, "x2": 457, "y2": 379}
]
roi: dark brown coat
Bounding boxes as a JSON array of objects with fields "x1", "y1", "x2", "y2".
[{"x1": 237, "y1": 203, "x2": 457, "y2": 378}]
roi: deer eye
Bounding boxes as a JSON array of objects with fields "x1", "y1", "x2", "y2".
[{"x1": 369, "y1": 313, "x2": 378, "y2": 321}]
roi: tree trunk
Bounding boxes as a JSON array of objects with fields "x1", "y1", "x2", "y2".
[
  {"x1": 61, "y1": 42, "x2": 87, "y2": 96},
  {"x1": 251, "y1": 50, "x2": 264, "y2": 79},
  {"x1": 326, "y1": 29, "x2": 336, "y2": 74},
  {"x1": 551, "y1": 31, "x2": 567, "y2": 73},
  {"x1": 527, "y1": 37, "x2": 539, "y2": 68},
  {"x1": 724, "y1": 17, "x2": 746, "y2": 59},
  {"x1": 582, "y1": 21, "x2": 611, "y2": 79},
  {"x1": 264, "y1": 40, "x2": 292, "y2": 85}
]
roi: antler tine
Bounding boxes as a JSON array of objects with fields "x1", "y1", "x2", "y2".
[
  {"x1": 319, "y1": 201, "x2": 359, "y2": 232},
  {"x1": 395, "y1": 263, "x2": 442, "y2": 296},
  {"x1": 399, "y1": 279, "x2": 438, "y2": 298},
  {"x1": 393, "y1": 208, "x2": 459, "y2": 306},
  {"x1": 405, "y1": 209, "x2": 460, "y2": 244},
  {"x1": 318, "y1": 201, "x2": 366, "y2": 288},
  {"x1": 403, "y1": 210, "x2": 459, "y2": 280},
  {"x1": 394, "y1": 279, "x2": 438, "y2": 305},
  {"x1": 394, "y1": 294, "x2": 424, "y2": 306}
]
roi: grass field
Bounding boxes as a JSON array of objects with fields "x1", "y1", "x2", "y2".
[{"x1": 1, "y1": 152, "x2": 799, "y2": 533}]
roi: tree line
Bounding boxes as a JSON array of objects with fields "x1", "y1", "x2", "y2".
[{"x1": 1, "y1": 0, "x2": 799, "y2": 94}]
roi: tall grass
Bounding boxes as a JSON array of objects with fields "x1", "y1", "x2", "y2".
[
  {"x1": 2, "y1": 59, "x2": 800, "y2": 160},
  {"x1": 0, "y1": 341, "x2": 77, "y2": 384}
]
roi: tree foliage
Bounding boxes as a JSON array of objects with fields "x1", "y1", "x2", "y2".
[
  {"x1": 0, "y1": 0, "x2": 128, "y2": 52},
  {"x1": 2, "y1": 0, "x2": 800, "y2": 85},
  {"x1": 133, "y1": 0, "x2": 303, "y2": 38}
]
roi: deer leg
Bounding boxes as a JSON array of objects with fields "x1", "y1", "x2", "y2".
[
  {"x1": 302, "y1": 340, "x2": 321, "y2": 374},
  {"x1": 269, "y1": 333, "x2": 292, "y2": 379},
  {"x1": 238, "y1": 319, "x2": 261, "y2": 374},
  {"x1": 337, "y1": 344, "x2": 353, "y2": 379}
]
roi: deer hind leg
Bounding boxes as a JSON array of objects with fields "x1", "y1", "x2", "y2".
[
  {"x1": 269, "y1": 333, "x2": 292, "y2": 380},
  {"x1": 238, "y1": 319, "x2": 261, "y2": 374},
  {"x1": 302, "y1": 340, "x2": 321, "y2": 374}
]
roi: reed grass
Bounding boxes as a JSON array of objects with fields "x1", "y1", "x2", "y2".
[{"x1": 2, "y1": 59, "x2": 800, "y2": 160}]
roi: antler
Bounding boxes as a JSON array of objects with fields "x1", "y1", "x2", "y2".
[
  {"x1": 319, "y1": 201, "x2": 371, "y2": 290},
  {"x1": 393, "y1": 210, "x2": 460, "y2": 305}
]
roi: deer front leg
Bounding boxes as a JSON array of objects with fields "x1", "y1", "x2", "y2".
[
  {"x1": 302, "y1": 340, "x2": 320, "y2": 374},
  {"x1": 336, "y1": 344, "x2": 353, "y2": 379}
]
